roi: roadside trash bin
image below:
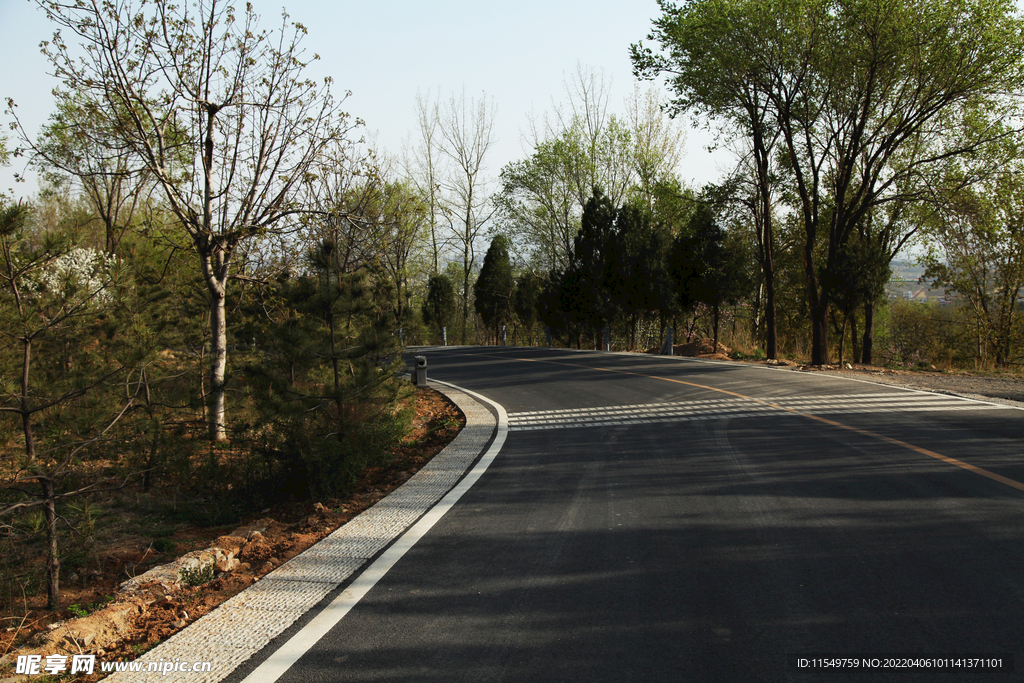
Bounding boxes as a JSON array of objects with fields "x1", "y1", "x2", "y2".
[{"x1": 414, "y1": 356, "x2": 427, "y2": 385}]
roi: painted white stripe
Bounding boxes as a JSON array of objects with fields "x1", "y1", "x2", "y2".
[
  {"x1": 509, "y1": 393, "x2": 980, "y2": 418},
  {"x1": 632, "y1": 351, "x2": 1024, "y2": 412},
  {"x1": 240, "y1": 381, "x2": 508, "y2": 683},
  {"x1": 507, "y1": 392, "x2": 1009, "y2": 431}
]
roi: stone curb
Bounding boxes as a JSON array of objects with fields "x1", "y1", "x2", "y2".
[{"x1": 103, "y1": 382, "x2": 495, "y2": 683}]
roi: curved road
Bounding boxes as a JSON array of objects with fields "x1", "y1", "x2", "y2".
[{"x1": 232, "y1": 347, "x2": 1024, "y2": 682}]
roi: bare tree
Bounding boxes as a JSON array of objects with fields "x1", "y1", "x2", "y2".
[
  {"x1": 301, "y1": 141, "x2": 389, "y2": 277},
  {"x1": 497, "y1": 66, "x2": 685, "y2": 273},
  {"x1": 25, "y1": 0, "x2": 355, "y2": 440},
  {"x1": 404, "y1": 90, "x2": 449, "y2": 275},
  {"x1": 435, "y1": 89, "x2": 498, "y2": 344},
  {"x1": 624, "y1": 84, "x2": 686, "y2": 208}
]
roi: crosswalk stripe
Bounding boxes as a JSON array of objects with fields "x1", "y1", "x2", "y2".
[{"x1": 506, "y1": 392, "x2": 1008, "y2": 431}]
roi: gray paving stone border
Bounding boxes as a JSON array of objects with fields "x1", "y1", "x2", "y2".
[{"x1": 103, "y1": 382, "x2": 495, "y2": 683}]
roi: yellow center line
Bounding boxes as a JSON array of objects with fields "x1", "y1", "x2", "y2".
[{"x1": 515, "y1": 355, "x2": 1024, "y2": 494}]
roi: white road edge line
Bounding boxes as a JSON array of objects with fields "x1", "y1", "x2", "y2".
[{"x1": 240, "y1": 380, "x2": 509, "y2": 683}]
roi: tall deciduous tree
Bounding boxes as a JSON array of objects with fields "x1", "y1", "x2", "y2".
[
  {"x1": 922, "y1": 168, "x2": 1024, "y2": 366},
  {"x1": 372, "y1": 179, "x2": 429, "y2": 329},
  {"x1": 636, "y1": 0, "x2": 1024, "y2": 365},
  {"x1": 29, "y1": 94, "x2": 156, "y2": 256},
  {"x1": 405, "y1": 90, "x2": 448, "y2": 275},
  {"x1": 435, "y1": 90, "x2": 498, "y2": 344},
  {"x1": 29, "y1": 0, "x2": 355, "y2": 440},
  {"x1": 633, "y1": 0, "x2": 781, "y2": 358},
  {"x1": 497, "y1": 69, "x2": 685, "y2": 274}
]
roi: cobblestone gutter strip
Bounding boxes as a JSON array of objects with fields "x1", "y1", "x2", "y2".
[{"x1": 104, "y1": 383, "x2": 496, "y2": 683}]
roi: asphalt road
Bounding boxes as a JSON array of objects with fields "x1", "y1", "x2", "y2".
[{"x1": 234, "y1": 347, "x2": 1024, "y2": 682}]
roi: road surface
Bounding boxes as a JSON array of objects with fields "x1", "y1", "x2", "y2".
[{"x1": 232, "y1": 347, "x2": 1024, "y2": 682}]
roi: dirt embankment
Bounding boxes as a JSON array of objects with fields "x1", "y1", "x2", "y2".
[{"x1": 0, "y1": 386, "x2": 465, "y2": 680}]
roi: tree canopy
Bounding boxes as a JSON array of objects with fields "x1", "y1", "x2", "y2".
[{"x1": 634, "y1": 0, "x2": 1024, "y2": 364}]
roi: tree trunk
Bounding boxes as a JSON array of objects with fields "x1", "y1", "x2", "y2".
[
  {"x1": 752, "y1": 122, "x2": 778, "y2": 360},
  {"x1": 850, "y1": 311, "x2": 860, "y2": 365},
  {"x1": 713, "y1": 302, "x2": 720, "y2": 351},
  {"x1": 837, "y1": 313, "x2": 847, "y2": 365},
  {"x1": 805, "y1": 237, "x2": 828, "y2": 365},
  {"x1": 200, "y1": 242, "x2": 234, "y2": 442},
  {"x1": 764, "y1": 269, "x2": 778, "y2": 359},
  {"x1": 42, "y1": 479, "x2": 60, "y2": 611},
  {"x1": 461, "y1": 207, "x2": 472, "y2": 345},
  {"x1": 862, "y1": 301, "x2": 875, "y2": 365},
  {"x1": 21, "y1": 338, "x2": 36, "y2": 463},
  {"x1": 208, "y1": 285, "x2": 228, "y2": 442},
  {"x1": 811, "y1": 304, "x2": 829, "y2": 365}
]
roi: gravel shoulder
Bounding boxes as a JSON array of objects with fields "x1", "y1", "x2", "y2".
[{"x1": 802, "y1": 366, "x2": 1024, "y2": 409}]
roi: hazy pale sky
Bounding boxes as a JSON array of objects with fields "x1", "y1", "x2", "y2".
[{"x1": 0, "y1": 0, "x2": 727, "y2": 196}]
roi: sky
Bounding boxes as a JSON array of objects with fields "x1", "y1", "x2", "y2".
[{"x1": 0, "y1": 0, "x2": 728, "y2": 199}]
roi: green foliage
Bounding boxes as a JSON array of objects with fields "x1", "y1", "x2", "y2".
[
  {"x1": 495, "y1": 76, "x2": 684, "y2": 274},
  {"x1": 670, "y1": 201, "x2": 753, "y2": 345},
  {"x1": 605, "y1": 201, "x2": 675, "y2": 349},
  {"x1": 0, "y1": 199, "x2": 147, "y2": 609},
  {"x1": 824, "y1": 231, "x2": 891, "y2": 318},
  {"x1": 872, "y1": 300, "x2": 975, "y2": 367},
  {"x1": 512, "y1": 272, "x2": 543, "y2": 342},
  {"x1": 31, "y1": 0, "x2": 359, "y2": 441},
  {"x1": 562, "y1": 190, "x2": 618, "y2": 334},
  {"x1": 636, "y1": 0, "x2": 1024, "y2": 364},
  {"x1": 920, "y1": 166, "x2": 1024, "y2": 366},
  {"x1": 152, "y1": 538, "x2": 177, "y2": 553},
  {"x1": 474, "y1": 235, "x2": 514, "y2": 340},
  {"x1": 179, "y1": 563, "x2": 214, "y2": 588},
  {"x1": 231, "y1": 241, "x2": 414, "y2": 506},
  {"x1": 422, "y1": 273, "x2": 457, "y2": 338}
]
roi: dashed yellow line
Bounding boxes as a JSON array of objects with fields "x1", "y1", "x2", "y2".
[{"x1": 515, "y1": 355, "x2": 1024, "y2": 494}]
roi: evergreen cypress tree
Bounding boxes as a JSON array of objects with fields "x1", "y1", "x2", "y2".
[{"x1": 474, "y1": 235, "x2": 514, "y2": 344}]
